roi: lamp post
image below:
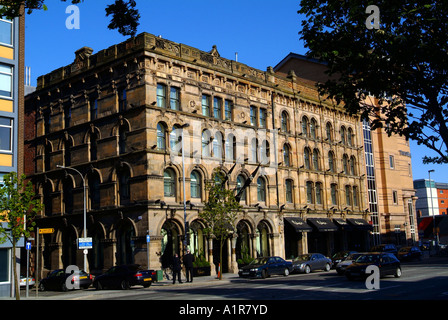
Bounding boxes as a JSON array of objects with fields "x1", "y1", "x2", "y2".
[
  {"x1": 428, "y1": 169, "x2": 438, "y2": 253},
  {"x1": 57, "y1": 165, "x2": 87, "y2": 272},
  {"x1": 180, "y1": 124, "x2": 190, "y2": 253}
]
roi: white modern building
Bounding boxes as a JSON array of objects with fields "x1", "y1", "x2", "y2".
[{"x1": 414, "y1": 179, "x2": 440, "y2": 217}]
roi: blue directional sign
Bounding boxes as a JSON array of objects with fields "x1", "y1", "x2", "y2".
[
  {"x1": 78, "y1": 237, "x2": 93, "y2": 249},
  {"x1": 146, "y1": 235, "x2": 150, "y2": 243},
  {"x1": 26, "y1": 242, "x2": 31, "y2": 250}
]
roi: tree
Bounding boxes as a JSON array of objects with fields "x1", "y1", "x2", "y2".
[
  {"x1": 199, "y1": 169, "x2": 242, "y2": 280},
  {"x1": 0, "y1": 172, "x2": 42, "y2": 300},
  {"x1": 298, "y1": 1, "x2": 448, "y2": 164},
  {"x1": 0, "y1": 0, "x2": 140, "y2": 36}
]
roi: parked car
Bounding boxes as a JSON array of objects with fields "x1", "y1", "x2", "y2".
[
  {"x1": 291, "y1": 253, "x2": 332, "y2": 274},
  {"x1": 345, "y1": 253, "x2": 402, "y2": 280},
  {"x1": 370, "y1": 244, "x2": 398, "y2": 257},
  {"x1": 331, "y1": 251, "x2": 358, "y2": 268},
  {"x1": 20, "y1": 276, "x2": 35, "y2": 288},
  {"x1": 238, "y1": 256, "x2": 292, "y2": 279},
  {"x1": 335, "y1": 253, "x2": 365, "y2": 275},
  {"x1": 93, "y1": 264, "x2": 154, "y2": 290},
  {"x1": 38, "y1": 269, "x2": 93, "y2": 291},
  {"x1": 397, "y1": 246, "x2": 422, "y2": 261}
]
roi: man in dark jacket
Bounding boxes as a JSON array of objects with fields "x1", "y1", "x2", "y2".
[
  {"x1": 172, "y1": 253, "x2": 182, "y2": 284},
  {"x1": 183, "y1": 249, "x2": 195, "y2": 282}
]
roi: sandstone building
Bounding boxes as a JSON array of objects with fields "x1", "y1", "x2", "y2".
[{"x1": 25, "y1": 33, "x2": 416, "y2": 276}]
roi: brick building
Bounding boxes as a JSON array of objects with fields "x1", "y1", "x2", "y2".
[{"x1": 25, "y1": 33, "x2": 412, "y2": 276}]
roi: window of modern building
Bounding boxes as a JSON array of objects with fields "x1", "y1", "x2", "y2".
[
  {"x1": 170, "y1": 87, "x2": 180, "y2": 110},
  {"x1": 0, "y1": 18, "x2": 12, "y2": 46},
  {"x1": 190, "y1": 170, "x2": 201, "y2": 199},
  {"x1": 0, "y1": 64, "x2": 12, "y2": 98},
  {"x1": 0, "y1": 117, "x2": 13, "y2": 152},
  {"x1": 201, "y1": 95, "x2": 210, "y2": 117},
  {"x1": 164, "y1": 168, "x2": 176, "y2": 197},
  {"x1": 157, "y1": 84, "x2": 167, "y2": 108}
]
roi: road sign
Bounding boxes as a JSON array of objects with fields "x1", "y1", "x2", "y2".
[
  {"x1": 26, "y1": 242, "x2": 31, "y2": 250},
  {"x1": 39, "y1": 228, "x2": 55, "y2": 234},
  {"x1": 78, "y1": 237, "x2": 93, "y2": 249}
]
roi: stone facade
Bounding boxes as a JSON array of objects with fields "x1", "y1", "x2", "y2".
[{"x1": 26, "y1": 33, "x2": 391, "y2": 276}]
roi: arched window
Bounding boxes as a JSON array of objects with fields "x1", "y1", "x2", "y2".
[
  {"x1": 326, "y1": 122, "x2": 333, "y2": 143},
  {"x1": 157, "y1": 123, "x2": 166, "y2": 151},
  {"x1": 169, "y1": 125, "x2": 181, "y2": 152},
  {"x1": 250, "y1": 138, "x2": 258, "y2": 163},
  {"x1": 260, "y1": 140, "x2": 270, "y2": 165},
  {"x1": 236, "y1": 175, "x2": 247, "y2": 201},
  {"x1": 331, "y1": 184, "x2": 338, "y2": 205},
  {"x1": 62, "y1": 176, "x2": 74, "y2": 214},
  {"x1": 347, "y1": 127, "x2": 353, "y2": 146},
  {"x1": 340, "y1": 126, "x2": 346, "y2": 145},
  {"x1": 312, "y1": 149, "x2": 320, "y2": 171},
  {"x1": 164, "y1": 168, "x2": 176, "y2": 197},
  {"x1": 213, "y1": 131, "x2": 223, "y2": 160},
  {"x1": 343, "y1": 154, "x2": 349, "y2": 174},
  {"x1": 345, "y1": 185, "x2": 352, "y2": 206},
  {"x1": 281, "y1": 111, "x2": 289, "y2": 133},
  {"x1": 306, "y1": 181, "x2": 314, "y2": 204},
  {"x1": 190, "y1": 170, "x2": 201, "y2": 199},
  {"x1": 202, "y1": 130, "x2": 211, "y2": 157},
  {"x1": 118, "y1": 166, "x2": 131, "y2": 205},
  {"x1": 64, "y1": 138, "x2": 72, "y2": 167},
  {"x1": 43, "y1": 180, "x2": 53, "y2": 216},
  {"x1": 353, "y1": 186, "x2": 359, "y2": 207},
  {"x1": 89, "y1": 131, "x2": 99, "y2": 161},
  {"x1": 310, "y1": 118, "x2": 317, "y2": 139},
  {"x1": 119, "y1": 124, "x2": 129, "y2": 155},
  {"x1": 350, "y1": 156, "x2": 356, "y2": 175},
  {"x1": 328, "y1": 151, "x2": 335, "y2": 173},
  {"x1": 283, "y1": 144, "x2": 291, "y2": 166},
  {"x1": 302, "y1": 116, "x2": 309, "y2": 137},
  {"x1": 225, "y1": 134, "x2": 236, "y2": 162},
  {"x1": 257, "y1": 177, "x2": 266, "y2": 202},
  {"x1": 87, "y1": 171, "x2": 101, "y2": 210},
  {"x1": 304, "y1": 147, "x2": 311, "y2": 169}
]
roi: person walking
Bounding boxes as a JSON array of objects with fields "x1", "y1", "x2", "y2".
[
  {"x1": 172, "y1": 253, "x2": 183, "y2": 284},
  {"x1": 183, "y1": 249, "x2": 195, "y2": 283}
]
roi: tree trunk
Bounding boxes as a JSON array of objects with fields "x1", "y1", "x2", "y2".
[
  {"x1": 219, "y1": 238, "x2": 223, "y2": 280},
  {"x1": 12, "y1": 240, "x2": 20, "y2": 300}
]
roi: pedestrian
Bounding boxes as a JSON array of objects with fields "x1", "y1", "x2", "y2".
[
  {"x1": 172, "y1": 253, "x2": 183, "y2": 284},
  {"x1": 184, "y1": 249, "x2": 195, "y2": 282}
]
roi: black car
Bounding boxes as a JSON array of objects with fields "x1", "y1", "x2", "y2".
[
  {"x1": 38, "y1": 269, "x2": 93, "y2": 292},
  {"x1": 238, "y1": 257, "x2": 292, "y2": 279},
  {"x1": 370, "y1": 244, "x2": 398, "y2": 257},
  {"x1": 397, "y1": 246, "x2": 422, "y2": 261},
  {"x1": 93, "y1": 264, "x2": 153, "y2": 290},
  {"x1": 331, "y1": 251, "x2": 358, "y2": 268},
  {"x1": 345, "y1": 253, "x2": 402, "y2": 280}
]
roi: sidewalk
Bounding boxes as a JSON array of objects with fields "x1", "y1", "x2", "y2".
[{"x1": 153, "y1": 272, "x2": 240, "y2": 287}]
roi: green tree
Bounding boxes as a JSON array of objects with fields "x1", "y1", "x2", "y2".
[
  {"x1": 0, "y1": 0, "x2": 140, "y2": 36},
  {"x1": 0, "y1": 172, "x2": 42, "y2": 300},
  {"x1": 298, "y1": 1, "x2": 448, "y2": 164},
  {"x1": 199, "y1": 169, "x2": 242, "y2": 280}
]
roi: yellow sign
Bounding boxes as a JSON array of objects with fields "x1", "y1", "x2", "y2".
[{"x1": 39, "y1": 228, "x2": 55, "y2": 234}]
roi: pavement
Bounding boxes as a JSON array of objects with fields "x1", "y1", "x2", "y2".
[{"x1": 152, "y1": 271, "x2": 240, "y2": 287}]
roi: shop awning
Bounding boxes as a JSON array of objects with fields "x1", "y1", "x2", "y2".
[
  {"x1": 284, "y1": 217, "x2": 313, "y2": 232},
  {"x1": 307, "y1": 218, "x2": 338, "y2": 232},
  {"x1": 333, "y1": 218, "x2": 354, "y2": 231},
  {"x1": 347, "y1": 218, "x2": 373, "y2": 231}
]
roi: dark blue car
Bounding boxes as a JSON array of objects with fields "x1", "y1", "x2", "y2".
[
  {"x1": 93, "y1": 264, "x2": 154, "y2": 290},
  {"x1": 238, "y1": 256, "x2": 292, "y2": 279}
]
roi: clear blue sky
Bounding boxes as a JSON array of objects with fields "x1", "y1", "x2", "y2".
[{"x1": 24, "y1": 0, "x2": 447, "y2": 183}]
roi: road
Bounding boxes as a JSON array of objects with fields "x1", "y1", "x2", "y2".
[{"x1": 25, "y1": 257, "x2": 448, "y2": 301}]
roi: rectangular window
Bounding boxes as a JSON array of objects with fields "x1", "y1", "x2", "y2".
[
  {"x1": 285, "y1": 180, "x2": 293, "y2": 203},
  {"x1": 393, "y1": 190, "x2": 398, "y2": 204},
  {"x1": 331, "y1": 184, "x2": 337, "y2": 205},
  {"x1": 0, "y1": 248, "x2": 10, "y2": 283},
  {"x1": 213, "y1": 97, "x2": 222, "y2": 119},
  {"x1": 90, "y1": 98, "x2": 98, "y2": 120},
  {"x1": 224, "y1": 100, "x2": 233, "y2": 121},
  {"x1": 259, "y1": 109, "x2": 267, "y2": 128},
  {"x1": 170, "y1": 87, "x2": 180, "y2": 110},
  {"x1": 202, "y1": 95, "x2": 210, "y2": 116},
  {"x1": 0, "y1": 117, "x2": 12, "y2": 152},
  {"x1": 0, "y1": 18, "x2": 13, "y2": 46},
  {"x1": 389, "y1": 155, "x2": 395, "y2": 169},
  {"x1": 157, "y1": 84, "x2": 166, "y2": 108},
  {"x1": 353, "y1": 186, "x2": 358, "y2": 207},
  {"x1": 250, "y1": 106, "x2": 257, "y2": 126},
  {"x1": 0, "y1": 64, "x2": 12, "y2": 98},
  {"x1": 118, "y1": 88, "x2": 127, "y2": 112}
]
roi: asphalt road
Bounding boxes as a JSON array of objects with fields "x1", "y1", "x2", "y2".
[{"x1": 22, "y1": 257, "x2": 448, "y2": 301}]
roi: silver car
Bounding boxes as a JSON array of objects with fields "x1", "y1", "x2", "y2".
[
  {"x1": 335, "y1": 252, "x2": 365, "y2": 275},
  {"x1": 291, "y1": 253, "x2": 332, "y2": 274}
]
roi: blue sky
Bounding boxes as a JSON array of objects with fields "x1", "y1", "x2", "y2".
[{"x1": 24, "y1": 0, "x2": 447, "y2": 182}]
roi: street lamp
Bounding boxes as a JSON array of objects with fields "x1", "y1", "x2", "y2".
[
  {"x1": 180, "y1": 124, "x2": 190, "y2": 252},
  {"x1": 428, "y1": 169, "x2": 438, "y2": 253},
  {"x1": 57, "y1": 165, "x2": 87, "y2": 272}
]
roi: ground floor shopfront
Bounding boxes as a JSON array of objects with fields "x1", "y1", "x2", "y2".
[{"x1": 31, "y1": 206, "x2": 373, "y2": 277}]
